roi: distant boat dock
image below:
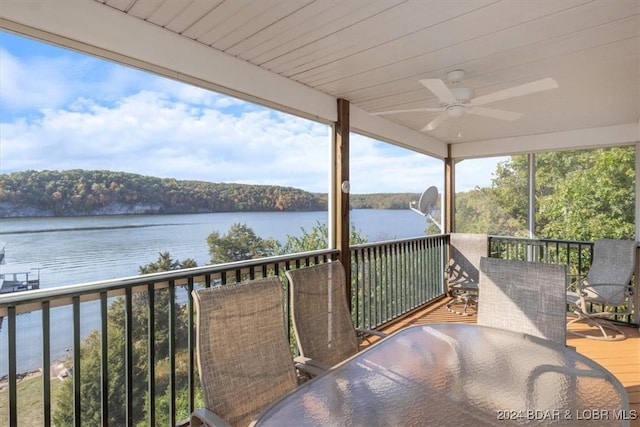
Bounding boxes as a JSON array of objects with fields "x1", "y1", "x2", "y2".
[
  {"x1": 0, "y1": 264, "x2": 41, "y2": 294},
  {"x1": 0, "y1": 242, "x2": 41, "y2": 294}
]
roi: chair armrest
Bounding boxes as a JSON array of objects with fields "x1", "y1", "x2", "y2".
[
  {"x1": 295, "y1": 363, "x2": 326, "y2": 378},
  {"x1": 580, "y1": 282, "x2": 633, "y2": 290},
  {"x1": 355, "y1": 328, "x2": 388, "y2": 338},
  {"x1": 356, "y1": 328, "x2": 388, "y2": 346},
  {"x1": 566, "y1": 273, "x2": 586, "y2": 291},
  {"x1": 294, "y1": 355, "x2": 331, "y2": 377},
  {"x1": 190, "y1": 408, "x2": 233, "y2": 427},
  {"x1": 576, "y1": 282, "x2": 634, "y2": 302}
]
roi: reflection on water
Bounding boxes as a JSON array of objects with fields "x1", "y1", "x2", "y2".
[{"x1": 0, "y1": 210, "x2": 428, "y2": 374}]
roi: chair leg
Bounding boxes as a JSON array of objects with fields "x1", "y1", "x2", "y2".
[
  {"x1": 567, "y1": 315, "x2": 627, "y2": 341},
  {"x1": 446, "y1": 294, "x2": 477, "y2": 316}
]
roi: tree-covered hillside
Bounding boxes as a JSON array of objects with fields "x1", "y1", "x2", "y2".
[
  {"x1": 0, "y1": 170, "x2": 419, "y2": 217},
  {"x1": 349, "y1": 193, "x2": 418, "y2": 209},
  {"x1": 0, "y1": 170, "x2": 326, "y2": 216}
]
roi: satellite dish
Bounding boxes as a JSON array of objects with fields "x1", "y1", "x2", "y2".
[
  {"x1": 410, "y1": 186, "x2": 442, "y2": 233},
  {"x1": 410, "y1": 186, "x2": 438, "y2": 216}
]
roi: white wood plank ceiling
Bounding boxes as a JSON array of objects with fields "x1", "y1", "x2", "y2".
[{"x1": 1, "y1": 0, "x2": 639, "y2": 159}]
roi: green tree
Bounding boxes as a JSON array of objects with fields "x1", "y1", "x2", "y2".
[
  {"x1": 538, "y1": 148, "x2": 635, "y2": 241},
  {"x1": 489, "y1": 155, "x2": 530, "y2": 234},
  {"x1": 277, "y1": 221, "x2": 367, "y2": 254},
  {"x1": 455, "y1": 187, "x2": 528, "y2": 236},
  {"x1": 138, "y1": 251, "x2": 197, "y2": 273},
  {"x1": 207, "y1": 222, "x2": 279, "y2": 263},
  {"x1": 53, "y1": 252, "x2": 197, "y2": 426},
  {"x1": 455, "y1": 147, "x2": 635, "y2": 241},
  {"x1": 53, "y1": 298, "x2": 149, "y2": 426}
]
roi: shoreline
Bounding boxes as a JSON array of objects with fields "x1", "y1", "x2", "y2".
[
  {"x1": 0, "y1": 369, "x2": 42, "y2": 392},
  {"x1": 0, "y1": 357, "x2": 71, "y2": 393}
]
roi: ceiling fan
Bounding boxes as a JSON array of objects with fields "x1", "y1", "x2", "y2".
[{"x1": 373, "y1": 70, "x2": 558, "y2": 131}]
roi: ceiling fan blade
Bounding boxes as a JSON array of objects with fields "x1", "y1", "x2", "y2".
[
  {"x1": 470, "y1": 77, "x2": 558, "y2": 106},
  {"x1": 467, "y1": 107, "x2": 524, "y2": 121},
  {"x1": 422, "y1": 112, "x2": 447, "y2": 131},
  {"x1": 419, "y1": 79, "x2": 457, "y2": 104},
  {"x1": 372, "y1": 107, "x2": 444, "y2": 115}
]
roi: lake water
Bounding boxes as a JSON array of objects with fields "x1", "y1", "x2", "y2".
[
  {"x1": 0, "y1": 210, "x2": 428, "y2": 289},
  {"x1": 0, "y1": 209, "x2": 429, "y2": 374}
]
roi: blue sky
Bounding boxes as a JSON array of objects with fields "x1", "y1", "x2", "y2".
[{"x1": 0, "y1": 31, "x2": 502, "y2": 194}]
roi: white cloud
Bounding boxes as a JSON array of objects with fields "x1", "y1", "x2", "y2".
[
  {"x1": 455, "y1": 157, "x2": 506, "y2": 192},
  {"x1": 0, "y1": 47, "x2": 73, "y2": 112},
  {"x1": 350, "y1": 134, "x2": 443, "y2": 194},
  {"x1": 1, "y1": 34, "x2": 500, "y2": 195},
  {"x1": 1, "y1": 83, "x2": 334, "y2": 191}
]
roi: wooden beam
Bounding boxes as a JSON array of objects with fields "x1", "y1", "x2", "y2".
[
  {"x1": 633, "y1": 142, "x2": 640, "y2": 323},
  {"x1": 334, "y1": 99, "x2": 351, "y2": 308},
  {"x1": 349, "y1": 105, "x2": 447, "y2": 159},
  {"x1": 444, "y1": 145, "x2": 454, "y2": 233},
  {"x1": 450, "y1": 123, "x2": 640, "y2": 159}
]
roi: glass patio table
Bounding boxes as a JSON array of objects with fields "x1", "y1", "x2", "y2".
[{"x1": 253, "y1": 324, "x2": 630, "y2": 427}]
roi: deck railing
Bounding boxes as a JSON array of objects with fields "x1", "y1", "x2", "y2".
[
  {"x1": 3, "y1": 234, "x2": 633, "y2": 427},
  {"x1": 0, "y1": 250, "x2": 340, "y2": 427},
  {"x1": 0, "y1": 235, "x2": 447, "y2": 427},
  {"x1": 351, "y1": 235, "x2": 447, "y2": 329},
  {"x1": 489, "y1": 236, "x2": 636, "y2": 324},
  {"x1": 489, "y1": 236, "x2": 594, "y2": 272}
]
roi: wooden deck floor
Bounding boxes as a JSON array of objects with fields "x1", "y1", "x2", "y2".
[{"x1": 374, "y1": 297, "x2": 640, "y2": 426}]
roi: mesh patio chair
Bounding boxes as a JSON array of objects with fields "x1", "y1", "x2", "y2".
[
  {"x1": 478, "y1": 257, "x2": 568, "y2": 346},
  {"x1": 285, "y1": 260, "x2": 387, "y2": 373},
  {"x1": 446, "y1": 233, "x2": 488, "y2": 315},
  {"x1": 191, "y1": 277, "x2": 299, "y2": 427},
  {"x1": 567, "y1": 238, "x2": 637, "y2": 341}
]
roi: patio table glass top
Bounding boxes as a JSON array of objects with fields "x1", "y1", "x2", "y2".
[{"x1": 253, "y1": 324, "x2": 630, "y2": 426}]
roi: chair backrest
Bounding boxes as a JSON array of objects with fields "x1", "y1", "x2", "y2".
[
  {"x1": 192, "y1": 277, "x2": 298, "y2": 427},
  {"x1": 478, "y1": 257, "x2": 567, "y2": 345},
  {"x1": 583, "y1": 238, "x2": 637, "y2": 305},
  {"x1": 447, "y1": 233, "x2": 488, "y2": 287},
  {"x1": 285, "y1": 260, "x2": 359, "y2": 367}
]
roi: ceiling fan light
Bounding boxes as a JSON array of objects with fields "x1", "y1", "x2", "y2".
[
  {"x1": 446, "y1": 69, "x2": 466, "y2": 83},
  {"x1": 446, "y1": 105, "x2": 465, "y2": 118},
  {"x1": 451, "y1": 87, "x2": 474, "y2": 102}
]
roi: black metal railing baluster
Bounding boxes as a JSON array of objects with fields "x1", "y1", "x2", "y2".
[
  {"x1": 378, "y1": 245, "x2": 385, "y2": 323},
  {"x1": 100, "y1": 291, "x2": 109, "y2": 427},
  {"x1": 42, "y1": 301, "x2": 51, "y2": 427},
  {"x1": 392, "y1": 243, "x2": 398, "y2": 321},
  {"x1": 384, "y1": 244, "x2": 391, "y2": 323},
  {"x1": 283, "y1": 260, "x2": 291, "y2": 343},
  {"x1": 72, "y1": 296, "x2": 81, "y2": 427},
  {"x1": 351, "y1": 249, "x2": 357, "y2": 327},
  {"x1": 365, "y1": 247, "x2": 371, "y2": 329},
  {"x1": 187, "y1": 276, "x2": 195, "y2": 423},
  {"x1": 146, "y1": 285, "x2": 155, "y2": 427},
  {"x1": 168, "y1": 281, "x2": 176, "y2": 427},
  {"x1": 124, "y1": 288, "x2": 133, "y2": 427},
  {"x1": 8, "y1": 306, "x2": 17, "y2": 427}
]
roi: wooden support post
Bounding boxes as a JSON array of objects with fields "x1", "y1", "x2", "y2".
[
  {"x1": 333, "y1": 99, "x2": 351, "y2": 309},
  {"x1": 635, "y1": 142, "x2": 640, "y2": 324},
  {"x1": 635, "y1": 247, "x2": 640, "y2": 324},
  {"x1": 444, "y1": 145, "x2": 454, "y2": 234}
]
